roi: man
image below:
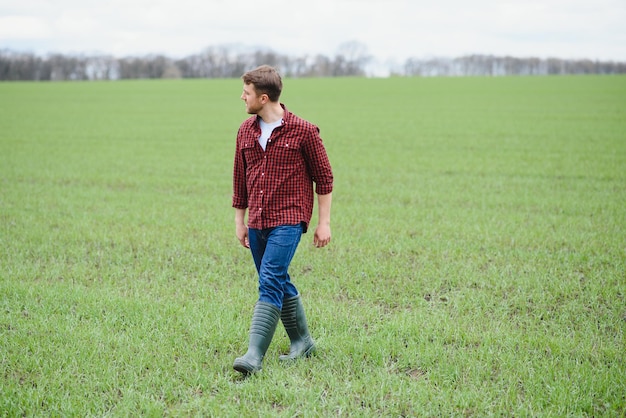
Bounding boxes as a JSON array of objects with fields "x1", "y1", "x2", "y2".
[{"x1": 232, "y1": 65, "x2": 333, "y2": 375}]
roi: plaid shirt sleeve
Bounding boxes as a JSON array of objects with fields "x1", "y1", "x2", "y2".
[
  {"x1": 302, "y1": 124, "x2": 333, "y2": 196},
  {"x1": 232, "y1": 121, "x2": 252, "y2": 209}
]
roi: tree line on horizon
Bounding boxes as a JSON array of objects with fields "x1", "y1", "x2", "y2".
[{"x1": 1, "y1": 42, "x2": 625, "y2": 81}]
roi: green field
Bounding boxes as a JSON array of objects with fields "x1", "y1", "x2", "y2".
[{"x1": 1, "y1": 76, "x2": 625, "y2": 416}]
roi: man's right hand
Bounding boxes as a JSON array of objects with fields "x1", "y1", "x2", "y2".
[{"x1": 236, "y1": 223, "x2": 249, "y2": 248}]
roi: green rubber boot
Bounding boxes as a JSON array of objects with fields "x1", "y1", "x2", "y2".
[
  {"x1": 233, "y1": 302, "x2": 280, "y2": 375},
  {"x1": 279, "y1": 295, "x2": 316, "y2": 361}
]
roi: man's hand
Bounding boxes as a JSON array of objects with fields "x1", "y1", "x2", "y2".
[
  {"x1": 236, "y1": 222, "x2": 249, "y2": 248},
  {"x1": 235, "y1": 208, "x2": 249, "y2": 248},
  {"x1": 314, "y1": 192, "x2": 332, "y2": 248},
  {"x1": 313, "y1": 223, "x2": 331, "y2": 248}
]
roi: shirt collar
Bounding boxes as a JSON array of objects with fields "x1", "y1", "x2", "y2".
[{"x1": 255, "y1": 103, "x2": 290, "y2": 126}]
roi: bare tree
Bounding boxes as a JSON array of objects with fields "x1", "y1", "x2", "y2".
[{"x1": 333, "y1": 41, "x2": 371, "y2": 76}]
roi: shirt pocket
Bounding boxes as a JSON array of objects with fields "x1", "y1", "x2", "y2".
[
  {"x1": 242, "y1": 142, "x2": 262, "y2": 167},
  {"x1": 272, "y1": 140, "x2": 302, "y2": 167}
]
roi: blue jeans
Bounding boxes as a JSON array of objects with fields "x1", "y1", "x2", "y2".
[{"x1": 248, "y1": 224, "x2": 302, "y2": 310}]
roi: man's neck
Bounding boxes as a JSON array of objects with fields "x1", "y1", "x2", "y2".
[{"x1": 258, "y1": 102, "x2": 284, "y2": 124}]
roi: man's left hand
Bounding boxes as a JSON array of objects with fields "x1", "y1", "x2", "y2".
[{"x1": 313, "y1": 224, "x2": 331, "y2": 248}]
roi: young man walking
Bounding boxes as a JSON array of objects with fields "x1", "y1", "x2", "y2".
[{"x1": 232, "y1": 65, "x2": 333, "y2": 375}]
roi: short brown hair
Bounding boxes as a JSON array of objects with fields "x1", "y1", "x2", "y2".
[{"x1": 242, "y1": 65, "x2": 283, "y2": 102}]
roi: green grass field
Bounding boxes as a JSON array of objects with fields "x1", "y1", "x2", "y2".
[{"x1": 1, "y1": 75, "x2": 625, "y2": 416}]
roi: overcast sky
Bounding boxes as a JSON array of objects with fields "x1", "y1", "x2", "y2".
[{"x1": 1, "y1": 0, "x2": 625, "y2": 64}]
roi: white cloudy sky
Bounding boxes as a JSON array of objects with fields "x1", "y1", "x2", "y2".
[{"x1": 1, "y1": 0, "x2": 625, "y2": 63}]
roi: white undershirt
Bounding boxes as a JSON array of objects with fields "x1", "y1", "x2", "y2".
[{"x1": 258, "y1": 118, "x2": 283, "y2": 151}]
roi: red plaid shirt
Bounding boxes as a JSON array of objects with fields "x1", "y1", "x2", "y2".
[{"x1": 232, "y1": 105, "x2": 333, "y2": 232}]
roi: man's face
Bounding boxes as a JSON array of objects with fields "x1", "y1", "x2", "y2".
[{"x1": 241, "y1": 83, "x2": 264, "y2": 114}]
